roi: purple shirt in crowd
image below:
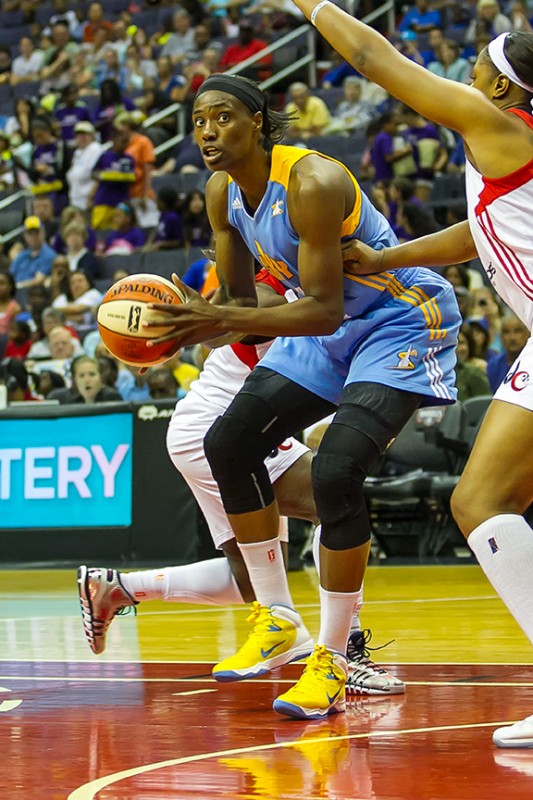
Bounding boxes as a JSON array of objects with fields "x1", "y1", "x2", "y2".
[
  {"x1": 52, "y1": 226, "x2": 97, "y2": 254},
  {"x1": 93, "y1": 149, "x2": 136, "y2": 207},
  {"x1": 155, "y1": 210, "x2": 182, "y2": 243},
  {"x1": 105, "y1": 227, "x2": 145, "y2": 251},
  {"x1": 370, "y1": 131, "x2": 394, "y2": 181},
  {"x1": 405, "y1": 123, "x2": 442, "y2": 179},
  {"x1": 94, "y1": 98, "x2": 135, "y2": 142},
  {"x1": 55, "y1": 102, "x2": 92, "y2": 148}
]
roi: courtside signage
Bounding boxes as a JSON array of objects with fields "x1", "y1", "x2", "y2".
[{"x1": 0, "y1": 414, "x2": 133, "y2": 528}]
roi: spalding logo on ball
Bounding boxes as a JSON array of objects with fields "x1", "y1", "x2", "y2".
[{"x1": 97, "y1": 274, "x2": 186, "y2": 367}]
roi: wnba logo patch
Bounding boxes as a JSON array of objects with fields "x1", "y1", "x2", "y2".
[
  {"x1": 267, "y1": 549, "x2": 276, "y2": 562},
  {"x1": 488, "y1": 537, "x2": 500, "y2": 554},
  {"x1": 127, "y1": 305, "x2": 141, "y2": 332}
]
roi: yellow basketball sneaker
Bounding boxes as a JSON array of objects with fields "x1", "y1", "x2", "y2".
[
  {"x1": 212, "y1": 601, "x2": 314, "y2": 682},
  {"x1": 273, "y1": 644, "x2": 348, "y2": 720}
]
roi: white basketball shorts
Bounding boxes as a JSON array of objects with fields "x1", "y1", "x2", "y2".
[
  {"x1": 493, "y1": 335, "x2": 533, "y2": 412},
  {"x1": 166, "y1": 345, "x2": 310, "y2": 549}
]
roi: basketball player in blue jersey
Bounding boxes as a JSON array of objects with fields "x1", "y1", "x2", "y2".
[{"x1": 145, "y1": 73, "x2": 462, "y2": 720}]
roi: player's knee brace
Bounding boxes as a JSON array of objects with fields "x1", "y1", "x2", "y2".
[
  {"x1": 204, "y1": 412, "x2": 276, "y2": 514},
  {"x1": 312, "y1": 451, "x2": 371, "y2": 550}
]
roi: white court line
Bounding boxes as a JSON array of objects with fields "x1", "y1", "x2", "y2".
[
  {"x1": 0, "y1": 656, "x2": 531, "y2": 665},
  {"x1": 0, "y1": 594, "x2": 501, "y2": 624},
  {"x1": 0, "y1": 675, "x2": 531, "y2": 688},
  {"x1": 172, "y1": 689, "x2": 217, "y2": 696},
  {"x1": 67, "y1": 720, "x2": 519, "y2": 800}
]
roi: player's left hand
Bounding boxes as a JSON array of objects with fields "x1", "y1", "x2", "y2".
[
  {"x1": 144, "y1": 273, "x2": 223, "y2": 348},
  {"x1": 342, "y1": 239, "x2": 385, "y2": 275}
]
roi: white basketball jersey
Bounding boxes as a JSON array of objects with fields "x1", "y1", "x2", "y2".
[
  {"x1": 465, "y1": 108, "x2": 533, "y2": 331},
  {"x1": 186, "y1": 339, "x2": 272, "y2": 412}
]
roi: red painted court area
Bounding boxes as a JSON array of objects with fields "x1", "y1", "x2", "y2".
[{"x1": 2, "y1": 660, "x2": 533, "y2": 800}]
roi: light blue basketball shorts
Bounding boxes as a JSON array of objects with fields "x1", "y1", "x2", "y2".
[{"x1": 259, "y1": 269, "x2": 461, "y2": 407}]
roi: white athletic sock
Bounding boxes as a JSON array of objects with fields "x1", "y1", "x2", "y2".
[
  {"x1": 312, "y1": 525, "x2": 363, "y2": 634},
  {"x1": 318, "y1": 585, "x2": 361, "y2": 655},
  {"x1": 469, "y1": 513, "x2": 533, "y2": 644},
  {"x1": 120, "y1": 559, "x2": 244, "y2": 605},
  {"x1": 238, "y1": 537, "x2": 294, "y2": 609}
]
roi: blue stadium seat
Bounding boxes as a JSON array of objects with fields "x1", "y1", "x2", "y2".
[
  {"x1": 177, "y1": 171, "x2": 209, "y2": 196},
  {"x1": 185, "y1": 246, "x2": 206, "y2": 268},
  {"x1": 313, "y1": 87, "x2": 344, "y2": 112},
  {"x1": 427, "y1": 174, "x2": 466, "y2": 208},
  {"x1": 3, "y1": 10, "x2": 24, "y2": 27},
  {"x1": 153, "y1": 174, "x2": 182, "y2": 194},
  {"x1": 133, "y1": 9, "x2": 161, "y2": 32},
  {"x1": 95, "y1": 278, "x2": 113, "y2": 294},
  {"x1": 106, "y1": 0, "x2": 131, "y2": 11},
  {"x1": 140, "y1": 249, "x2": 187, "y2": 279},
  {"x1": 0, "y1": 208, "x2": 24, "y2": 235},
  {"x1": 102, "y1": 252, "x2": 145, "y2": 279},
  {"x1": 35, "y1": 6, "x2": 54, "y2": 26},
  {"x1": 0, "y1": 25, "x2": 30, "y2": 47},
  {"x1": 305, "y1": 134, "x2": 352, "y2": 161},
  {"x1": 444, "y1": 27, "x2": 467, "y2": 46},
  {"x1": 13, "y1": 80, "x2": 41, "y2": 100}
]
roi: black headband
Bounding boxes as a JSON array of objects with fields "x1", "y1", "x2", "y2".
[{"x1": 194, "y1": 74, "x2": 266, "y2": 115}]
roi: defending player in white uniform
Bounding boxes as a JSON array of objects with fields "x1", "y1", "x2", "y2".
[{"x1": 78, "y1": 269, "x2": 405, "y2": 696}]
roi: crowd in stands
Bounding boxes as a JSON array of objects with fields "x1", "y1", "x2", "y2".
[{"x1": 0, "y1": 0, "x2": 531, "y2": 408}]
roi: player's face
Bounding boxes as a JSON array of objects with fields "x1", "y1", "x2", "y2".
[
  {"x1": 470, "y1": 51, "x2": 499, "y2": 100},
  {"x1": 192, "y1": 91, "x2": 262, "y2": 171}
]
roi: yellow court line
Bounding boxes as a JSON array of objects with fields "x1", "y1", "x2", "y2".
[{"x1": 67, "y1": 720, "x2": 520, "y2": 800}]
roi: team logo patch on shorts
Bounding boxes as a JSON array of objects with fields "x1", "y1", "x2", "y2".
[{"x1": 389, "y1": 345, "x2": 418, "y2": 370}]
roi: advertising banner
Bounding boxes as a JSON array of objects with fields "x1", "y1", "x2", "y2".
[{"x1": 0, "y1": 413, "x2": 133, "y2": 529}]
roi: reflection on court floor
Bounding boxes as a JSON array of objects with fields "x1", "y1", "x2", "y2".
[{"x1": 1, "y1": 565, "x2": 532, "y2": 799}]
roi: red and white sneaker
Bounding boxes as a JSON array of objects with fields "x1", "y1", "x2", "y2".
[{"x1": 77, "y1": 565, "x2": 137, "y2": 655}]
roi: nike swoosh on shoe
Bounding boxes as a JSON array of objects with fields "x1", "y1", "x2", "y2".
[
  {"x1": 261, "y1": 641, "x2": 285, "y2": 658},
  {"x1": 327, "y1": 688, "x2": 342, "y2": 704}
]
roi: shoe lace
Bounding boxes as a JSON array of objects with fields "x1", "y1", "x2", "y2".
[
  {"x1": 301, "y1": 645, "x2": 340, "y2": 686},
  {"x1": 115, "y1": 605, "x2": 136, "y2": 618},
  {"x1": 347, "y1": 629, "x2": 395, "y2": 672},
  {"x1": 245, "y1": 601, "x2": 275, "y2": 637}
]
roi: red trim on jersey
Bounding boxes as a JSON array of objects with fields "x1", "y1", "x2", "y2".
[
  {"x1": 255, "y1": 268, "x2": 287, "y2": 296},
  {"x1": 230, "y1": 341, "x2": 261, "y2": 369},
  {"x1": 478, "y1": 208, "x2": 533, "y2": 301},
  {"x1": 475, "y1": 109, "x2": 533, "y2": 215},
  {"x1": 229, "y1": 269, "x2": 283, "y2": 367}
]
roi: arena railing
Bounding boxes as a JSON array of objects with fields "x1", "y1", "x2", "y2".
[{"x1": 0, "y1": 1, "x2": 395, "y2": 227}]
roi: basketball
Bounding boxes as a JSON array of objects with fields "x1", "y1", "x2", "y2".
[{"x1": 97, "y1": 274, "x2": 186, "y2": 367}]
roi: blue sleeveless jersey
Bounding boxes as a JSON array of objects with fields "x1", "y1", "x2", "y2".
[
  {"x1": 228, "y1": 144, "x2": 429, "y2": 319},
  {"x1": 226, "y1": 144, "x2": 461, "y2": 406}
]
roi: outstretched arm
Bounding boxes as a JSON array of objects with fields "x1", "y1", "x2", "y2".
[
  {"x1": 343, "y1": 220, "x2": 478, "y2": 275},
  {"x1": 291, "y1": 1, "x2": 495, "y2": 139}
]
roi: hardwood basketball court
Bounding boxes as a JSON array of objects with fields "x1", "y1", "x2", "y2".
[{"x1": 1, "y1": 564, "x2": 532, "y2": 799}]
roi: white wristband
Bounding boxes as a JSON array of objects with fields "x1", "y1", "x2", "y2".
[{"x1": 310, "y1": 0, "x2": 331, "y2": 26}]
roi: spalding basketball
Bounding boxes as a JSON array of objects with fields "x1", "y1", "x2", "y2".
[{"x1": 97, "y1": 274, "x2": 186, "y2": 367}]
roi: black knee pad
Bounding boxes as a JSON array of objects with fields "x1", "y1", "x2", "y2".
[
  {"x1": 311, "y1": 385, "x2": 422, "y2": 551},
  {"x1": 312, "y1": 450, "x2": 371, "y2": 550},
  {"x1": 204, "y1": 408, "x2": 276, "y2": 515},
  {"x1": 204, "y1": 413, "x2": 267, "y2": 483}
]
